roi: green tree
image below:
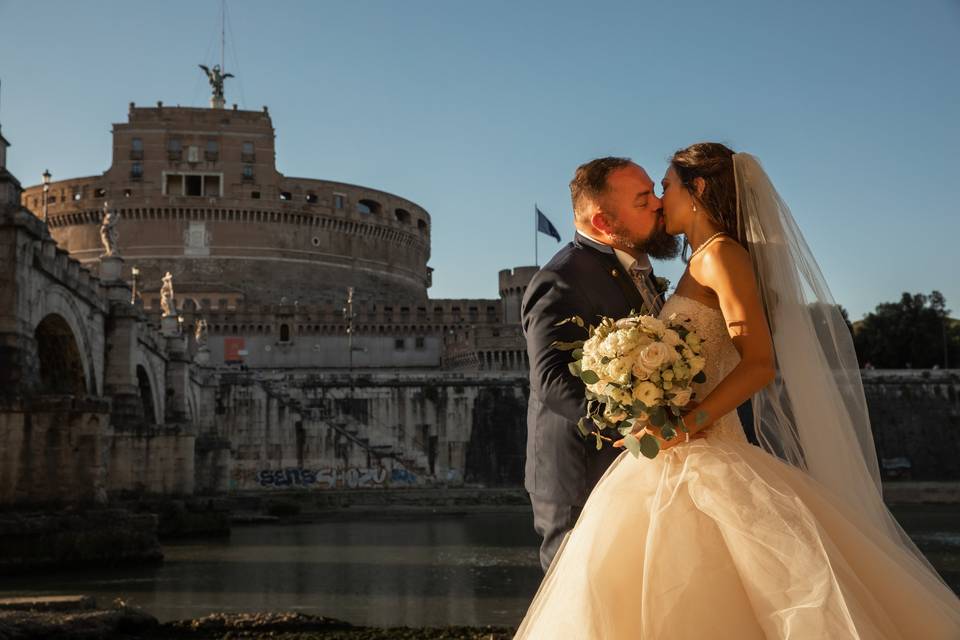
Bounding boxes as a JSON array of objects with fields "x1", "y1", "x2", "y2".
[{"x1": 853, "y1": 291, "x2": 959, "y2": 368}]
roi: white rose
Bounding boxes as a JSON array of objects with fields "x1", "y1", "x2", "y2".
[
  {"x1": 685, "y1": 332, "x2": 702, "y2": 351},
  {"x1": 688, "y1": 356, "x2": 706, "y2": 375},
  {"x1": 670, "y1": 387, "x2": 693, "y2": 407},
  {"x1": 638, "y1": 342, "x2": 671, "y2": 371},
  {"x1": 615, "y1": 317, "x2": 639, "y2": 329},
  {"x1": 639, "y1": 316, "x2": 666, "y2": 335},
  {"x1": 607, "y1": 357, "x2": 632, "y2": 384},
  {"x1": 598, "y1": 334, "x2": 619, "y2": 358},
  {"x1": 661, "y1": 329, "x2": 682, "y2": 347},
  {"x1": 631, "y1": 360, "x2": 651, "y2": 380},
  {"x1": 632, "y1": 381, "x2": 663, "y2": 406}
]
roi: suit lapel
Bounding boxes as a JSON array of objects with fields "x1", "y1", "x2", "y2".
[{"x1": 574, "y1": 233, "x2": 650, "y2": 315}]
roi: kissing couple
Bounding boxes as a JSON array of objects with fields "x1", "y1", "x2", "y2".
[{"x1": 517, "y1": 144, "x2": 960, "y2": 638}]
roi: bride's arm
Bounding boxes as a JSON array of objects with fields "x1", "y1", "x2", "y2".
[{"x1": 683, "y1": 239, "x2": 775, "y2": 434}]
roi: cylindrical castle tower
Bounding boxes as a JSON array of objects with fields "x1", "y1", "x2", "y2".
[{"x1": 21, "y1": 102, "x2": 432, "y2": 306}]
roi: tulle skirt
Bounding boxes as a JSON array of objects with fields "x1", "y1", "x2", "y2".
[{"x1": 515, "y1": 423, "x2": 960, "y2": 639}]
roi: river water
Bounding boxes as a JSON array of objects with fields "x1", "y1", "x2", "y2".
[{"x1": 0, "y1": 505, "x2": 957, "y2": 627}]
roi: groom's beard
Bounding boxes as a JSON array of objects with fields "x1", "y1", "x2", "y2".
[{"x1": 610, "y1": 218, "x2": 681, "y2": 260}]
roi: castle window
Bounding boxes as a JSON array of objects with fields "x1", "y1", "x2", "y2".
[
  {"x1": 357, "y1": 199, "x2": 381, "y2": 215},
  {"x1": 333, "y1": 193, "x2": 345, "y2": 210},
  {"x1": 394, "y1": 208, "x2": 411, "y2": 224},
  {"x1": 94, "y1": 188, "x2": 106, "y2": 198},
  {"x1": 415, "y1": 337, "x2": 425, "y2": 349},
  {"x1": 241, "y1": 141, "x2": 255, "y2": 162},
  {"x1": 280, "y1": 324, "x2": 290, "y2": 342},
  {"x1": 72, "y1": 188, "x2": 83, "y2": 201},
  {"x1": 131, "y1": 137, "x2": 143, "y2": 160},
  {"x1": 417, "y1": 219, "x2": 427, "y2": 231},
  {"x1": 305, "y1": 193, "x2": 318, "y2": 204},
  {"x1": 394, "y1": 338, "x2": 405, "y2": 350},
  {"x1": 251, "y1": 191, "x2": 261, "y2": 199},
  {"x1": 168, "y1": 138, "x2": 182, "y2": 161},
  {"x1": 131, "y1": 162, "x2": 143, "y2": 179},
  {"x1": 205, "y1": 140, "x2": 219, "y2": 162},
  {"x1": 242, "y1": 165, "x2": 254, "y2": 181},
  {"x1": 124, "y1": 189, "x2": 132, "y2": 197},
  {"x1": 279, "y1": 191, "x2": 291, "y2": 201},
  {"x1": 185, "y1": 175, "x2": 202, "y2": 196}
]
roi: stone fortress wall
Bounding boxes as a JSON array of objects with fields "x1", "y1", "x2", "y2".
[{"x1": 21, "y1": 103, "x2": 432, "y2": 306}]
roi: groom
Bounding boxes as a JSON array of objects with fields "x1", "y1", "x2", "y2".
[{"x1": 522, "y1": 157, "x2": 680, "y2": 572}]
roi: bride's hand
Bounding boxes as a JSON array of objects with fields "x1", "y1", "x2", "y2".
[{"x1": 612, "y1": 410, "x2": 707, "y2": 451}]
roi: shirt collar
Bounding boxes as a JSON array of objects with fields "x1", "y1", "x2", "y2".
[{"x1": 576, "y1": 230, "x2": 651, "y2": 274}]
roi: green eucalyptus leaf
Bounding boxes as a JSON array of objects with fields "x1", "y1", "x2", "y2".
[
  {"x1": 639, "y1": 433, "x2": 660, "y2": 459},
  {"x1": 624, "y1": 434, "x2": 642, "y2": 459},
  {"x1": 660, "y1": 424, "x2": 676, "y2": 441},
  {"x1": 572, "y1": 348, "x2": 584, "y2": 360},
  {"x1": 649, "y1": 406, "x2": 667, "y2": 427},
  {"x1": 600, "y1": 356, "x2": 612, "y2": 365},
  {"x1": 577, "y1": 417, "x2": 591, "y2": 438},
  {"x1": 568, "y1": 361, "x2": 581, "y2": 377},
  {"x1": 618, "y1": 424, "x2": 635, "y2": 436},
  {"x1": 552, "y1": 340, "x2": 585, "y2": 351},
  {"x1": 594, "y1": 432, "x2": 603, "y2": 450},
  {"x1": 580, "y1": 370, "x2": 600, "y2": 385}
]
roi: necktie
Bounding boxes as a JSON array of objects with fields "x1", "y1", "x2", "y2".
[{"x1": 628, "y1": 262, "x2": 662, "y2": 316}]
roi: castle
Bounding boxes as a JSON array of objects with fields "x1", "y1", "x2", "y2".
[{"x1": 1, "y1": 78, "x2": 537, "y2": 504}]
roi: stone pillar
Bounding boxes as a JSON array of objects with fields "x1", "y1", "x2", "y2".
[
  {"x1": 102, "y1": 286, "x2": 145, "y2": 430},
  {"x1": 164, "y1": 333, "x2": 192, "y2": 427},
  {"x1": 98, "y1": 255, "x2": 124, "y2": 283}
]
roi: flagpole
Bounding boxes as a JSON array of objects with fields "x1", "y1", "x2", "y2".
[{"x1": 534, "y1": 203, "x2": 538, "y2": 266}]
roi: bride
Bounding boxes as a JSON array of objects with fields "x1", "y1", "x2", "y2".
[{"x1": 514, "y1": 143, "x2": 960, "y2": 639}]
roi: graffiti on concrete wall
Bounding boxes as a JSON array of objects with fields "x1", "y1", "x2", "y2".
[{"x1": 256, "y1": 465, "x2": 419, "y2": 489}]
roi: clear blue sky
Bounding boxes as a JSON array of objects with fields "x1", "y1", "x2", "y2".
[{"x1": 1, "y1": 0, "x2": 957, "y2": 319}]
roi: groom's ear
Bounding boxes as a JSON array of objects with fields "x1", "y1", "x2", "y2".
[{"x1": 590, "y1": 211, "x2": 613, "y2": 235}]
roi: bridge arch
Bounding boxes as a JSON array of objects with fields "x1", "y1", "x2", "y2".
[
  {"x1": 31, "y1": 284, "x2": 101, "y2": 396},
  {"x1": 34, "y1": 314, "x2": 87, "y2": 395}
]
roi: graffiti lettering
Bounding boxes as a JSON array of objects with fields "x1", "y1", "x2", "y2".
[{"x1": 256, "y1": 466, "x2": 406, "y2": 489}]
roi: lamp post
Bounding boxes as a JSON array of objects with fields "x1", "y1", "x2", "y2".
[
  {"x1": 130, "y1": 266, "x2": 140, "y2": 304},
  {"x1": 41, "y1": 169, "x2": 51, "y2": 222}
]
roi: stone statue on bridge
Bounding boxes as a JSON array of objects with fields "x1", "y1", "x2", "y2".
[
  {"x1": 99, "y1": 201, "x2": 120, "y2": 257},
  {"x1": 194, "y1": 318, "x2": 208, "y2": 348},
  {"x1": 160, "y1": 271, "x2": 177, "y2": 317}
]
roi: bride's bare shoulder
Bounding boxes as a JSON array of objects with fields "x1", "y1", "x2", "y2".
[{"x1": 689, "y1": 236, "x2": 753, "y2": 288}]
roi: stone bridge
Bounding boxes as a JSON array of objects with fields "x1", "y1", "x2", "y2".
[{"x1": 0, "y1": 204, "x2": 196, "y2": 505}]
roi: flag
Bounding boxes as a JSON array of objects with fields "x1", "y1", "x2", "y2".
[{"x1": 536, "y1": 206, "x2": 561, "y2": 242}]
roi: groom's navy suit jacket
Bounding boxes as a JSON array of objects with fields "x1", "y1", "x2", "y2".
[{"x1": 522, "y1": 234, "x2": 652, "y2": 506}]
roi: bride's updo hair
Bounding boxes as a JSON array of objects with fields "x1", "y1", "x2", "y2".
[{"x1": 670, "y1": 142, "x2": 740, "y2": 245}]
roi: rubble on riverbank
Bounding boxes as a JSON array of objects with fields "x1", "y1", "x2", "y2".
[{"x1": 0, "y1": 602, "x2": 514, "y2": 639}]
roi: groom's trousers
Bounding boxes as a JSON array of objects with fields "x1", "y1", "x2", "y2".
[{"x1": 531, "y1": 496, "x2": 582, "y2": 572}]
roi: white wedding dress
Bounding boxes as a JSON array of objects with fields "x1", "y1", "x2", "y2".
[{"x1": 514, "y1": 294, "x2": 960, "y2": 639}]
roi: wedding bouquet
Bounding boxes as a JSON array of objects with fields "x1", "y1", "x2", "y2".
[{"x1": 554, "y1": 311, "x2": 707, "y2": 459}]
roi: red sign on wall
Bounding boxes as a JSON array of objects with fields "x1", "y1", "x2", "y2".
[{"x1": 224, "y1": 337, "x2": 245, "y2": 363}]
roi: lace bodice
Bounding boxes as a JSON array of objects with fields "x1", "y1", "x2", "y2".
[{"x1": 659, "y1": 295, "x2": 748, "y2": 444}]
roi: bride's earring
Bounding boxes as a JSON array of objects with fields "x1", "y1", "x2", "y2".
[{"x1": 692, "y1": 204, "x2": 698, "y2": 213}]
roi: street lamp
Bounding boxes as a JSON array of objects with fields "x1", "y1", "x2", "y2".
[
  {"x1": 130, "y1": 266, "x2": 140, "y2": 304},
  {"x1": 41, "y1": 169, "x2": 51, "y2": 222}
]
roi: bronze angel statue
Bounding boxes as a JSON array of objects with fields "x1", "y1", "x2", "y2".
[{"x1": 199, "y1": 64, "x2": 234, "y2": 102}]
